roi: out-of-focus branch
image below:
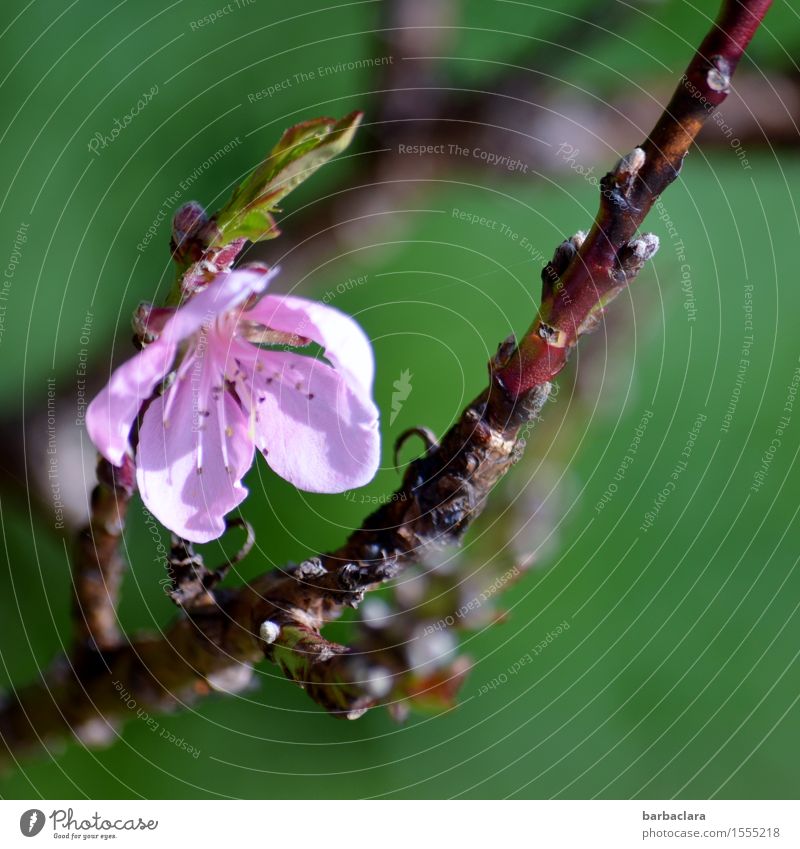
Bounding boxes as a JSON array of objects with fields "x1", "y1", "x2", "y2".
[
  {"x1": 247, "y1": 0, "x2": 460, "y2": 280},
  {"x1": 71, "y1": 458, "x2": 134, "y2": 651},
  {"x1": 257, "y1": 0, "x2": 632, "y2": 280},
  {"x1": 0, "y1": 0, "x2": 771, "y2": 765}
]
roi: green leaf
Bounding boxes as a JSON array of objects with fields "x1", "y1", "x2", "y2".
[{"x1": 214, "y1": 110, "x2": 362, "y2": 245}]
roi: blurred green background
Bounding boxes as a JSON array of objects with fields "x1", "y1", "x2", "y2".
[{"x1": 1, "y1": 0, "x2": 800, "y2": 798}]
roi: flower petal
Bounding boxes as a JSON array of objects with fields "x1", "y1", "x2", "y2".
[
  {"x1": 136, "y1": 354, "x2": 255, "y2": 543},
  {"x1": 86, "y1": 338, "x2": 178, "y2": 466},
  {"x1": 233, "y1": 346, "x2": 379, "y2": 492},
  {"x1": 245, "y1": 294, "x2": 375, "y2": 397}
]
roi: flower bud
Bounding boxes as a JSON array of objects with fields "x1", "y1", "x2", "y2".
[{"x1": 171, "y1": 201, "x2": 209, "y2": 264}]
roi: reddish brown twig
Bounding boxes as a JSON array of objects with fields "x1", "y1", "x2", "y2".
[{"x1": 497, "y1": 0, "x2": 772, "y2": 397}]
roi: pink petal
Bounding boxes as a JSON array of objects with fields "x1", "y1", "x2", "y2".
[
  {"x1": 245, "y1": 294, "x2": 375, "y2": 398},
  {"x1": 135, "y1": 352, "x2": 255, "y2": 543},
  {"x1": 163, "y1": 267, "x2": 278, "y2": 343},
  {"x1": 232, "y1": 345, "x2": 379, "y2": 492},
  {"x1": 86, "y1": 337, "x2": 179, "y2": 466},
  {"x1": 86, "y1": 268, "x2": 276, "y2": 466}
]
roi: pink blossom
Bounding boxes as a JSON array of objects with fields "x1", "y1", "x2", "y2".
[{"x1": 87, "y1": 268, "x2": 380, "y2": 542}]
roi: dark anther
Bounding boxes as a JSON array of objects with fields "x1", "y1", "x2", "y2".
[{"x1": 394, "y1": 426, "x2": 438, "y2": 467}]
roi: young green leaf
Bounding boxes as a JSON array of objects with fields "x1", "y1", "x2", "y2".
[{"x1": 214, "y1": 110, "x2": 363, "y2": 245}]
